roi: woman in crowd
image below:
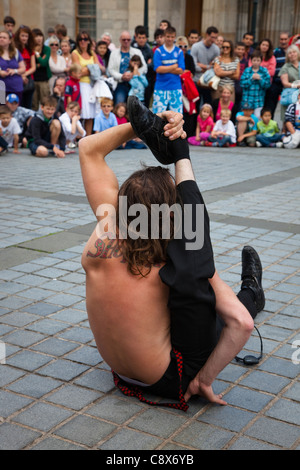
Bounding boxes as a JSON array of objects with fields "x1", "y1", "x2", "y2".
[
  {"x1": 176, "y1": 35, "x2": 195, "y2": 75},
  {"x1": 96, "y1": 40, "x2": 111, "y2": 75},
  {"x1": 48, "y1": 35, "x2": 67, "y2": 93},
  {"x1": 250, "y1": 38, "x2": 276, "y2": 82},
  {"x1": 279, "y1": 44, "x2": 300, "y2": 121},
  {"x1": 71, "y1": 31, "x2": 102, "y2": 136},
  {"x1": 32, "y1": 28, "x2": 51, "y2": 111},
  {"x1": 213, "y1": 39, "x2": 240, "y2": 102},
  {"x1": 14, "y1": 25, "x2": 36, "y2": 109},
  {"x1": 0, "y1": 29, "x2": 25, "y2": 102},
  {"x1": 212, "y1": 84, "x2": 237, "y2": 124},
  {"x1": 60, "y1": 38, "x2": 73, "y2": 74}
]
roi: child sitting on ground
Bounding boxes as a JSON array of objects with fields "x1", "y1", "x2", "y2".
[
  {"x1": 207, "y1": 108, "x2": 236, "y2": 147},
  {"x1": 113, "y1": 102, "x2": 129, "y2": 125},
  {"x1": 113, "y1": 102, "x2": 147, "y2": 150},
  {"x1": 236, "y1": 102, "x2": 259, "y2": 147},
  {"x1": 5, "y1": 94, "x2": 35, "y2": 148},
  {"x1": 64, "y1": 64, "x2": 82, "y2": 110},
  {"x1": 188, "y1": 103, "x2": 214, "y2": 146},
  {"x1": 93, "y1": 97, "x2": 118, "y2": 133},
  {"x1": 25, "y1": 96, "x2": 66, "y2": 158},
  {"x1": 0, "y1": 105, "x2": 21, "y2": 155},
  {"x1": 59, "y1": 101, "x2": 86, "y2": 151},
  {"x1": 256, "y1": 107, "x2": 283, "y2": 147}
]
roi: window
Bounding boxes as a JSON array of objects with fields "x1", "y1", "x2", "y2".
[{"x1": 76, "y1": 0, "x2": 96, "y2": 39}]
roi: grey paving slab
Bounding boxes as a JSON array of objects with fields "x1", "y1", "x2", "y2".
[{"x1": 0, "y1": 145, "x2": 299, "y2": 451}]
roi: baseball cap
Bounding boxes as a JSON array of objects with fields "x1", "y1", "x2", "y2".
[
  {"x1": 242, "y1": 102, "x2": 254, "y2": 110},
  {"x1": 6, "y1": 94, "x2": 19, "y2": 104}
]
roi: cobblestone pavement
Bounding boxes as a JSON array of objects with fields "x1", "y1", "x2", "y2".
[{"x1": 0, "y1": 142, "x2": 299, "y2": 451}]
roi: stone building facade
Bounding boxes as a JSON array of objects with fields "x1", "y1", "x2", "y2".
[{"x1": 1, "y1": 0, "x2": 300, "y2": 46}]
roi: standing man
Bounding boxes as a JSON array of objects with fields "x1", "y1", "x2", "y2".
[
  {"x1": 152, "y1": 26, "x2": 185, "y2": 114},
  {"x1": 264, "y1": 32, "x2": 290, "y2": 117},
  {"x1": 242, "y1": 32, "x2": 255, "y2": 60},
  {"x1": 187, "y1": 29, "x2": 200, "y2": 54},
  {"x1": 108, "y1": 31, "x2": 147, "y2": 104},
  {"x1": 190, "y1": 26, "x2": 220, "y2": 105}
]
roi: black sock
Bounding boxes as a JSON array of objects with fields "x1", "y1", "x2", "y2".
[{"x1": 237, "y1": 288, "x2": 257, "y2": 320}]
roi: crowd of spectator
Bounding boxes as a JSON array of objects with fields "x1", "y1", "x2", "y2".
[{"x1": 0, "y1": 15, "x2": 300, "y2": 157}]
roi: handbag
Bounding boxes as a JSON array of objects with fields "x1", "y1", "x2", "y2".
[
  {"x1": 23, "y1": 76, "x2": 35, "y2": 93},
  {"x1": 199, "y1": 68, "x2": 220, "y2": 90},
  {"x1": 280, "y1": 65, "x2": 300, "y2": 106}
]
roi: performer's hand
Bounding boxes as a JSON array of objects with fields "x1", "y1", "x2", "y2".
[
  {"x1": 158, "y1": 111, "x2": 187, "y2": 141},
  {"x1": 184, "y1": 377, "x2": 227, "y2": 405}
]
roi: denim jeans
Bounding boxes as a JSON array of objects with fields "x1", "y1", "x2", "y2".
[
  {"x1": 113, "y1": 82, "x2": 131, "y2": 104},
  {"x1": 256, "y1": 133, "x2": 283, "y2": 146},
  {"x1": 208, "y1": 135, "x2": 233, "y2": 146}
]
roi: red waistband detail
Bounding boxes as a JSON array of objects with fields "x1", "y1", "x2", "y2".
[{"x1": 112, "y1": 347, "x2": 189, "y2": 412}]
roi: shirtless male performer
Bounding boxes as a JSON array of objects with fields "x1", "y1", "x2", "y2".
[{"x1": 79, "y1": 97, "x2": 265, "y2": 410}]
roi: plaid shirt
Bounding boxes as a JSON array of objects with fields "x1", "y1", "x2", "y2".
[{"x1": 240, "y1": 66, "x2": 271, "y2": 109}]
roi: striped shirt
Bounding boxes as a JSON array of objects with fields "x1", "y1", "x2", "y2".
[
  {"x1": 214, "y1": 56, "x2": 240, "y2": 87},
  {"x1": 285, "y1": 102, "x2": 300, "y2": 130}
]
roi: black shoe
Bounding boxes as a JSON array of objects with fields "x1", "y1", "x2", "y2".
[
  {"x1": 0, "y1": 147, "x2": 8, "y2": 156},
  {"x1": 127, "y1": 96, "x2": 189, "y2": 165},
  {"x1": 241, "y1": 246, "x2": 265, "y2": 312}
]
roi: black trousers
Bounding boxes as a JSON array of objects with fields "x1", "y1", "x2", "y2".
[{"x1": 143, "y1": 180, "x2": 257, "y2": 399}]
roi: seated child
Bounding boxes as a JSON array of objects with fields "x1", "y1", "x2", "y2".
[
  {"x1": 64, "y1": 64, "x2": 82, "y2": 110},
  {"x1": 256, "y1": 107, "x2": 283, "y2": 147},
  {"x1": 59, "y1": 101, "x2": 86, "y2": 150},
  {"x1": 236, "y1": 102, "x2": 259, "y2": 147},
  {"x1": 0, "y1": 105, "x2": 21, "y2": 154},
  {"x1": 128, "y1": 55, "x2": 148, "y2": 104},
  {"x1": 113, "y1": 102, "x2": 147, "y2": 150},
  {"x1": 5, "y1": 94, "x2": 35, "y2": 147},
  {"x1": 93, "y1": 97, "x2": 118, "y2": 133},
  {"x1": 207, "y1": 109, "x2": 236, "y2": 147},
  {"x1": 282, "y1": 93, "x2": 300, "y2": 148},
  {"x1": 25, "y1": 96, "x2": 66, "y2": 158},
  {"x1": 188, "y1": 103, "x2": 214, "y2": 146},
  {"x1": 113, "y1": 102, "x2": 129, "y2": 125}
]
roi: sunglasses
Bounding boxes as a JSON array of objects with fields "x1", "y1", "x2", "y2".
[
  {"x1": 121, "y1": 38, "x2": 131, "y2": 42},
  {"x1": 79, "y1": 37, "x2": 89, "y2": 42},
  {"x1": 222, "y1": 46, "x2": 230, "y2": 49},
  {"x1": 50, "y1": 43, "x2": 59, "y2": 47},
  {"x1": 178, "y1": 44, "x2": 187, "y2": 49}
]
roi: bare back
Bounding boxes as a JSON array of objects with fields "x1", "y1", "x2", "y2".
[{"x1": 82, "y1": 229, "x2": 172, "y2": 384}]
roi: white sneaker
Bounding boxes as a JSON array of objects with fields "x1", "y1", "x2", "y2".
[
  {"x1": 275, "y1": 142, "x2": 283, "y2": 148},
  {"x1": 67, "y1": 142, "x2": 76, "y2": 149},
  {"x1": 256, "y1": 141, "x2": 262, "y2": 147}
]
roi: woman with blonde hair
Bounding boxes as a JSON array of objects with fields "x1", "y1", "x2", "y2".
[
  {"x1": 212, "y1": 84, "x2": 237, "y2": 123},
  {"x1": 0, "y1": 29, "x2": 25, "y2": 102},
  {"x1": 71, "y1": 31, "x2": 102, "y2": 135},
  {"x1": 48, "y1": 35, "x2": 67, "y2": 93}
]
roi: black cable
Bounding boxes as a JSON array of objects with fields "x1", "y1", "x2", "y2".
[{"x1": 235, "y1": 326, "x2": 263, "y2": 365}]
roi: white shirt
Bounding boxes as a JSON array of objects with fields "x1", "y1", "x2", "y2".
[
  {"x1": 59, "y1": 112, "x2": 86, "y2": 142},
  {"x1": 213, "y1": 119, "x2": 236, "y2": 143},
  {"x1": 0, "y1": 117, "x2": 21, "y2": 147}
]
